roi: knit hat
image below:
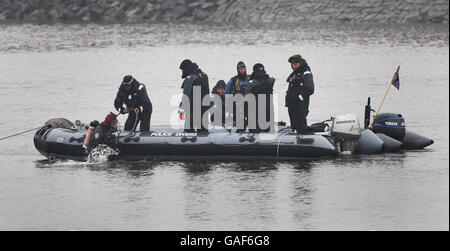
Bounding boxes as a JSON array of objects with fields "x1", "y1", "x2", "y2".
[
  {"x1": 253, "y1": 63, "x2": 265, "y2": 72},
  {"x1": 237, "y1": 61, "x2": 246, "y2": 69},
  {"x1": 288, "y1": 54, "x2": 302, "y2": 64},
  {"x1": 122, "y1": 75, "x2": 134, "y2": 85},
  {"x1": 216, "y1": 80, "x2": 226, "y2": 89}
]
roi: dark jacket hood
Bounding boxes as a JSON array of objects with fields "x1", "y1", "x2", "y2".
[
  {"x1": 250, "y1": 69, "x2": 268, "y2": 81},
  {"x1": 182, "y1": 63, "x2": 199, "y2": 79}
]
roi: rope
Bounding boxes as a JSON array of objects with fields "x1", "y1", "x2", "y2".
[
  {"x1": 128, "y1": 111, "x2": 139, "y2": 137},
  {"x1": 0, "y1": 126, "x2": 45, "y2": 141},
  {"x1": 276, "y1": 131, "x2": 290, "y2": 158}
]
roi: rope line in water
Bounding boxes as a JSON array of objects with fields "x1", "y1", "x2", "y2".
[{"x1": 0, "y1": 126, "x2": 44, "y2": 141}]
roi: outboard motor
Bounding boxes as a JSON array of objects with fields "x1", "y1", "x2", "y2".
[
  {"x1": 372, "y1": 113, "x2": 406, "y2": 140},
  {"x1": 364, "y1": 97, "x2": 433, "y2": 150},
  {"x1": 330, "y1": 114, "x2": 361, "y2": 154}
]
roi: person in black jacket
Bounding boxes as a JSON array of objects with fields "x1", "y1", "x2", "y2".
[
  {"x1": 285, "y1": 55, "x2": 314, "y2": 134},
  {"x1": 114, "y1": 75, "x2": 153, "y2": 132},
  {"x1": 178, "y1": 59, "x2": 210, "y2": 132},
  {"x1": 247, "y1": 63, "x2": 275, "y2": 133}
]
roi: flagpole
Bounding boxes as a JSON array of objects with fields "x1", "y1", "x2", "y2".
[{"x1": 370, "y1": 65, "x2": 400, "y2": 128}]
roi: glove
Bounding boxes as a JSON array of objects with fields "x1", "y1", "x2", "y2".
[{"x1": 178, "y1": 108, "x2": 186, "y2": 120}]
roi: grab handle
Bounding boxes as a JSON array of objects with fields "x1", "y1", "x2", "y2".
[
  {"x1": 181, "y1": 136, "x2": 197, "y2": 143},
  {"x1": 239, "y1": 134, "x2": 255, "y2": 143}
]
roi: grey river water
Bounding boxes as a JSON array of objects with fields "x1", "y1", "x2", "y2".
[{"x1": 0, "y1": 23, "x2": 448, "y2": 230}]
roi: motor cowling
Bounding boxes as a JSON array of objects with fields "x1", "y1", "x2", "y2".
[
  {"x1": 331, "y1": 114, "x2": 361, "y2": 138},
  {"x1": 330, "y1": 114, "x2": 361, "y2": 153},
  {"x1": 372, "y1": 113, "x2": 405, "y2": 140}
]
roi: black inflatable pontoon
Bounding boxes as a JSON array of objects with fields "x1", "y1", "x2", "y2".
[
  {"x1": 354, "y1": 98, "x2": 434, "y2": 154},
  {"x1": 34, "y1": 122, "x2": 338, "y2": 161}
]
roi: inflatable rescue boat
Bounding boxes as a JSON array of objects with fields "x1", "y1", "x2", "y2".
[{"x1": 34, "y1": 98, "x2": 433, "y2": 161}]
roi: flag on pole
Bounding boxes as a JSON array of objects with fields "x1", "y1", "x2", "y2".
[
  {"x1": 370, "y1": 65, "x2": 402, "y2": 128},
  {"x1": 391, "y1": 66, "x2": 400, "y2": 90}
]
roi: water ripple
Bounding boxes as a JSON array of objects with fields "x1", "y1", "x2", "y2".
[{"x1": 0, "y1": 23, "x2": 448, "y2": 53}]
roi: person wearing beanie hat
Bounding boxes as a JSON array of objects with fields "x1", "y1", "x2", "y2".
[
  {"x1": 288, "y1": 54, "x2": 302, "y2": 64},
  {"x1": 252, "y1": 63, "x2": 265, "y2": 73},
  {"x1": 224, "y1": 61, "x2": 250, "y2": 131},
  {"x1": 179, "y1": 59, "x2": 210, "y2": 132},
  {"x1": 210, "y1": 80, "x2": 227, "y2": 126},
  {"x1": 246, "y1": 63, "x2": 275, "y2": 133},
  {"x1": 212, "y1": 80, "x2": 226, "y2": 96},
  {"x1": 225, "y1": 61, "x2": 250, "y2": 95},
  {"x1": 285, "y1": 54, "x2": 315, "y2": 134},
  {"x1": 236, "y1": 61, "x2": 246, "y2": 70},
  {"x1": 114, "y1": 74, "x2": 153, "y2": 132}
]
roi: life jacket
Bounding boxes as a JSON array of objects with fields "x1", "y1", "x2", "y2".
[{"x1": 230, "y1": 75, "x2": 249, "y2": 94}]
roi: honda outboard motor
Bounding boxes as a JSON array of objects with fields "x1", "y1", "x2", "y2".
[
  {"x1": 330, "y1": 114, "x2": 361, "y2": 154},
  {"x1": 372, "y1": 113, "x2": 406, "y2": 140}
]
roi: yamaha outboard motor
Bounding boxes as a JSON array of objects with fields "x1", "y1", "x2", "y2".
[
  {"x1": 372, "y1": 113, "x2": 406, "y2": 141},
  {"x1": 363, "y1": 97, "x2": 433, "y2": 150}
]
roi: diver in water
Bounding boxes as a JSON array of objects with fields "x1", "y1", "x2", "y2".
[
  {"x1": 178, "y1": 59, "x2": 210, "y2": 132},
  {"x1": 114, "y1": 75, "x2": 153, "y2": 132},
  {"x1": 285, "y1": 54, "x2": 314, "y2": 134},
  {"x1": 83, "y1": 113, "x2": 119, "y2": 151}
]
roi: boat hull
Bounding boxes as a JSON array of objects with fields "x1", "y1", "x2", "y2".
[{"x1": 34, "y1": 126, "x2": 337, "y2": 161}]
